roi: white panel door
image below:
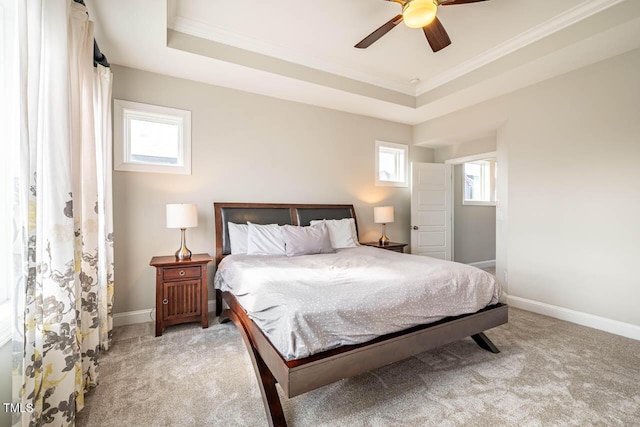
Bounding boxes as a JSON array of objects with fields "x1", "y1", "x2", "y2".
[{"x1": 411, "y1": 163, "x2": 452, "y2": 260}]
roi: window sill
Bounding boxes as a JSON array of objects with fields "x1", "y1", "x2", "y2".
[
  {"x1": 463, "y1": 201, "x2": 497, "y2": 207},
  {"x1": 375, "y1": 180, "x2": 408, "y2": 188},
  {"x1": 114, "y1": 161, "x2": 191, "y2": 175}
]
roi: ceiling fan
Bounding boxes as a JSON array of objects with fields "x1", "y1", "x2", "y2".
[{"x1": 355, "y1": 0, "x2": 490, "y2": 53}]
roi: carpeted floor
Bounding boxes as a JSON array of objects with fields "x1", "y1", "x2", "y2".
[{"x1": 76, "y1": 308, "x2": 640, "y2": 426}]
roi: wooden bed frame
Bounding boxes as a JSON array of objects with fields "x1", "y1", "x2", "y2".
[{"x1": 214, "y1": 202, "x2": 508, "y2": 427}]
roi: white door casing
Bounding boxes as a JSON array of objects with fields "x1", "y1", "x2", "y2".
[{"x1": 411, "y1": 162, "x2": 452, "y2": 260}]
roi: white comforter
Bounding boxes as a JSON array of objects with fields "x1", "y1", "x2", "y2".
[{"x1": 214, "y1": 246, "x2": 502, "y2": 361}]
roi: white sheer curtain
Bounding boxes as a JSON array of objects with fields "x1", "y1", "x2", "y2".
[
  {"x1": 8, "y1": 0, "x2": 115, "y2": 425},
  {"x1": 93, "y1": 64, "x2": 115, "y2": 349}
]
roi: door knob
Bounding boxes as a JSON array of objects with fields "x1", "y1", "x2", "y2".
[{"x1": 411, "y1": 226, "x2": 419, "y2": 230}]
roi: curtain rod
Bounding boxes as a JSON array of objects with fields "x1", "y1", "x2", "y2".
[{"x1": 73, "y1": 0, "x2": 110, "y2": 68}]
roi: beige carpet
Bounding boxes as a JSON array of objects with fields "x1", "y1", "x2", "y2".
[{"x1": 76, "y1": 308, "x2": 640, "y2": 426}]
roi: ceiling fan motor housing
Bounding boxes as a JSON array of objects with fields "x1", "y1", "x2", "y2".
[{"x1": 402, "y1": 0, "x2": 438, "y2": 28}]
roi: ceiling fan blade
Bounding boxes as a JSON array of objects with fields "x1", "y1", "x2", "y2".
[
  {"x1": 355, "y1": 14, "x2": 403, "y2": 49},
  {"x1": 439, "y1": 0, "x2": 490, "y2": 5},
  {"x1": 422, "y1": 17, "x2": 451, "y2": 52}
]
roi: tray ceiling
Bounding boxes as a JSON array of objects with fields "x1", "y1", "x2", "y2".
[{"x1": 89, "y1": 0, "x2": 640, "y2": 125}]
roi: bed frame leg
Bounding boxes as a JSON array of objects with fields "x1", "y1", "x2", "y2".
[
  {"x1": 225, "y1": 309, "x2": 288, "y2": 427},
  {"x1": 215, "y1": 289, "x2": 223, "y2": 316},
  {"x1": 471, "y1": 332, "x2": 500, "y2": 353},
  {"x1": 252, "y1": 349, "x2": 287, "y2": 427}
]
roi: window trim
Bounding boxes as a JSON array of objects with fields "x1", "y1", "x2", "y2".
[
  {"x1": 462, "y1": 157, "x2": 497, "y2": 206},
  {"x1": 446, "y1": 151, "x2": 497, "y2": 207},
  {"x1": 113, "y1": 99, "x2": 192, "y2": 175},
  {"x1": 375, "y1": 140, "x2": 408, "y2": 187}
]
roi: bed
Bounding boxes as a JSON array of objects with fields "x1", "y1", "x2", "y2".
[{"x1": 214, "y1": 202, "x2": 507, "y2": 427}]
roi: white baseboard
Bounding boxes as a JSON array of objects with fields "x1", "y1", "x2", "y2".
[
  {"x1": 467, "y1": 259, "x2": 496, "y2": 269},
  {"x1": 113, "y1": 300, "x2": 218, "y2": 327},
  {"x1": 113, "y1": 309, "x2": 153, "y2": 327},
  {"x1": 507, "y1": 295, "x2": 640, "y2": 341}
]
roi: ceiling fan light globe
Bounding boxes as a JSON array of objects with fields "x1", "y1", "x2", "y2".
[{"x1": 402, "y1": 0, "x2": 438, "y2": 29}]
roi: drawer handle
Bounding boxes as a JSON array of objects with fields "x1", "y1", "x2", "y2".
[
  {"x1": 179, "y1": 270, "x2": 186, "y2": 277},
  {"x1": 162, "y1": 299, "x2": 168, "y2": 305}
]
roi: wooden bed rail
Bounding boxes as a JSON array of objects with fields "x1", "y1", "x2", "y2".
[{"x1": 219, "y1": 290, "x2": 507, "y2": 426}]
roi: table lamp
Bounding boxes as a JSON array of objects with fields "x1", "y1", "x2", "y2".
[
  {"x1": 166, "y1": 203, "x2": 198, "y2": 260},
  {"x1": 374, "y1": 206, "x2": 394, "y2": 245}
]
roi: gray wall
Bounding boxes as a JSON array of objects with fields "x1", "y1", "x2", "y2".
[
  {"x1": 111, "y1": 65, "x2": 433, "y2": 316},
  {"x1": 413, "y1": 48, "x2": 640, "y2": 327},
  {"x1": 453, "y1": 164, "x2": 496, "y2": 264},
  {"x1": 0, "y1": 341, "x2": 11, "y2": 427}
]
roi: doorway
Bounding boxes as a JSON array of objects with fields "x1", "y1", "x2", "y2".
[{"x1": 446, "y1": 152, "x2": 496, "y2": 270}]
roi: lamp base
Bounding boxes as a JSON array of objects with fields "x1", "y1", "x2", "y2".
[
  {"x1": 175, "y1": 247, "x2": 192, "y2": 260},
  {"x1": 175, "y1": 228, "x2": 192, "y2": 260},
  {"x1": 378, "y1": 223, "x2": 389, "y2": 245}
]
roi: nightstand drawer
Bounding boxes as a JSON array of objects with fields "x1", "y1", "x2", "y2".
[{"x1": 163, "y1": 266, "x2": 201, "y2": 280}]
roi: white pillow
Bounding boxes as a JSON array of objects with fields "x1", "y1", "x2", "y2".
[
  {"x1": 281, "y1": 223, "x2": 334, "y2": 257},
  {"x1": 228, "y1": 222, "x2": 249, "y2": 255},
  {"x1": 309, "y1": 218, "x2": 358, "y2": 249},
  {"x1": 246, "y1": 222, "x2": 286, "y2": 256}
]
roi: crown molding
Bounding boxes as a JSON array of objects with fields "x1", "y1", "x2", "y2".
[
  {"x1": 168, "y1": 16, "x2": 417, "y2": 96},
  {"x1": 416, "y1": 0, "x2": 626, "y2": 94}
]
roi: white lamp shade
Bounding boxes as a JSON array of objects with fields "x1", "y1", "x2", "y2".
[
  {"x1": 374, "y1": 206, "x2": 394, "y2": 224},
  {"x1": 166, "y1": 204, "x2": 198, "y2": 228}
]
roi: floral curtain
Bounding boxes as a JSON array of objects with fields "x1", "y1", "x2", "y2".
[{"x1": 10, "y1": 0, "x2": 114, "y2": 425}]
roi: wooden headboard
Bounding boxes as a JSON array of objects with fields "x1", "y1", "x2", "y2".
[{"x1": 213, "y1": 202, "x2": 357, "y2": 265}]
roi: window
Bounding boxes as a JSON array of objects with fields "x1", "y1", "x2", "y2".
[
  {"x1": 114, "y1": 99, "x2": 191, "y2": 174},
  {"x1": 463, "y1": 159, "x2": 496, "y2": 205},
  {"x1": 375, "y1": 141, "x2": 408, "y2": 187}
]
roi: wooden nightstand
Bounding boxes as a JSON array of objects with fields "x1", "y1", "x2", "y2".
[
  {"x1": 361, "y1": 241, "x2": 408, "y2": 253},
  {"x1": 150, "y1": 253, "x2": 213, "y2": 337}
]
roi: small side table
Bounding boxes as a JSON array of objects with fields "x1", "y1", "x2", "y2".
[
  {"x1": 150, "y1": 253, "x2": 213, "y2": 337},
  {"x1": 360, "y1": 241, "x2": 408, "y2": 253}
]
